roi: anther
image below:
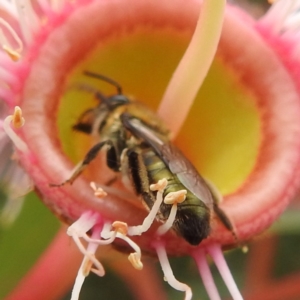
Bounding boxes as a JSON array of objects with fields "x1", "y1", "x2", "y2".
[
  {"x1": 12, "y1": 106, "x2": 25, "y2": 128},
  {"x1": 157, "y1": 190, "x2": 187, "y2": 236},
  {"x1": 0, "y1": 19, "x2": 23, "y2": 61},
  {"x1": 2, "y1": 45, "x2": 21, "y2": 61},
  {"x1": 128, "y1": 252, "x2": 143, "y2": 270},
  {"x1": 241, "y1": 245, "x2": 249, "y2": 253},
  {"x1": 90, "y1": 182, "x2": 107, "y2": 198},
  {"x1": 112, "y1": 221, "x2": 128, "y2": 235},
  {"x1": 150, "y1": 178, "x2": 168, "y2": 192},
  {"x1": 128, "y1": 179, "x2": 168, "y2": 236},
  {"x1": 3, "y1": 106, "x2": 28, "y2": 152},
  {"x1": 164, "y1": 190, "x2": 187, "y2": 205}
]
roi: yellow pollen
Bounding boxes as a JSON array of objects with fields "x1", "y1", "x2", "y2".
[
  {"x1": 3, "y1": 106, "x2": 28, "y2": 152},
  {"x1": 12, "y1": 106, "x2": 25, "y2": 128},
  {"x1": 241, "y1": 245, "x2": 249, "y2": 253},
  {"x1": 128, "y1": 253, "x2": 143, "y2": 270},
  {"x1": 0, "y1": 19, "x2": 23, "y2": 61},
  {"x1": 90, "y1": 182, "x2": 107, "y2": 198},
  {"x1": 150, "y1": 178, "x2": 168, "y2": 192},
  {"x1": 164, "y1": 190, "x2": 187, "y2": 205},
  {"x1": 2, "y1": 45, "x2": 21, "y2": 61},
  {"x1": 112, "y1": 221, "x2": 128, "y2": 235}
]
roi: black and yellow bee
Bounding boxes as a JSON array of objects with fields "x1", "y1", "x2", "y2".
[{"x1": 55, "y1": 71, "x2": 234, "y2": 245}]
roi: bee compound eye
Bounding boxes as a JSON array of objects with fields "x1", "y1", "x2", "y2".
[{"x1": 108, "y1": 95, "x2": 129, "y2": 108}]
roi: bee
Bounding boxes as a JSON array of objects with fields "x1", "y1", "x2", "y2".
[{"x1": 55, "y1": 71, "x2": 234, "y2": 245}]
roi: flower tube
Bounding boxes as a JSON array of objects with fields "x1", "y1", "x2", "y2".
[{"x1": 1, "y1": 0, "x2": 300, "y2": 299}]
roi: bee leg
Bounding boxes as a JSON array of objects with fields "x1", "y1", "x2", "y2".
[
  {"x1": 124, "y1": 148, "x2": 156, "y2": 208},
  {"x1": 50, "y1": 140, "x2": 109, "y2": 187},
  {"x1": 213, "y1": 203, "x2": 236, "y2": 236},
  {"x1": 206, "y1": 179, "x2": 237, "y2": 241}
]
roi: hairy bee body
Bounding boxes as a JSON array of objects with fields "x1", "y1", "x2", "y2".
[
  {"x1": 128, "y1": 146, "x2": 211, "y2": 245},
  {"x1": 63, "y1": 72, "x2": 234, "y2": 246}
]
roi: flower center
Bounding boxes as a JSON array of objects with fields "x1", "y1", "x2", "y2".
[
  {"x1": 58, "y1": 28, "x2": 260, "y2": 196},
  {"x1": 12, "y1": 0, "x2": 300, "y2": 248}
]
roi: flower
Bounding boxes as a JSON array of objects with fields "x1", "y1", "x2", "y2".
[{"x1": 1, "y1": 0, "x2": 300, "y2": 299}]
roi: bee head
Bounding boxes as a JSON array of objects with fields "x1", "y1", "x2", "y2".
[{"x1": 105, "y1": 94, "x2": 130, "y2": 110}]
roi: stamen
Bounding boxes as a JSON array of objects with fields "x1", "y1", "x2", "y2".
[
  {"x1": 0, "y1": 195, "x2": 24, "y2": 227},
  {"x1": 0, "y1": 18, "x2": 23, "y2": 61},
  {"x1": 90, "y1": 181, "x2": 107, "y2": 198},
  {"x1": 82, "y1": 253, "x2": 106, "y2": 278},
  {"x1": 158, "y1": 0, "x2": 226, "y2": 138},
  {"x1": 260, "y1": 0, "x2": 300, "y2": 33},
  {"x1": 21, "y1": 0, "x2": 40, "y2": 30},
  {"x1": 13, "y1": 0, "x2": 37, "y2": 43},
  {"x1": 2, "y1": 45, "x2": 21, "y2": 62},
  {"x1": 71, "y1": 225, "x2": 105, "y2": 300},
  {"x1": 84, "y1": 229, "x2": 117, "y2": 245},
  {"x1": 101, "y1": 221, "x2": 143, "y2": 270},
  {"x1": 150, "y1": 178, "x2": 168, "y2": 192},
  {"x1": 3, "y1": 106, "x2": 28, "y2": 152},
  {"x1": 0, "y1": 1, "x2": 18, "y2": 18},
  {"x1": 71, "y1": 233, "x2": 104, "y2": 271},
  {"x1": 192, "y1": 248, "x2": 221, "y2": 300},
  {"x1": 128, "y1": 252, "x2": 143, "y2": 270},
  {"x1": 70, "y1": 259, "x2": 86, "y2": 300},
  {"x1": 156, "y1": 204, "x2": 178, "y2": 236},
  {"x1": 207, "y1": 244, "x2": 243, "y2": 300},
  {"x1": 12, "y1": 106, "x2": 25, "y2": 128},
  {"x1": 0, "y1": 170, "x2": 32, "y2": 226},
  {"x1": 68, "y1": 220, "x2": 116, "y2": 247},
  {"x1": 67, "y1": 211, "x2": 99, "y2": 236},
  {"x1": 153, "y1": 241, "x2": 192, "y2": 300},
  {"x1": 156, "y1": 190, "x2": 187, "y2": 236},
  {"x1": 241, "y1": 245, "x2": 249, "y2": 253},
  {"x1": 281, "y1": 9, "x2": 300, "y2": 33},
  {"x1": 81, "y1": 255, "x2": 94, "y2": 277},
  {"x1": 163, "y1": 190, "x2": 187, "y2": 205},
  {"x1": 100, "y1": 222, "x2": 115, "y2": 239},
  {"x1": 67, "y1": 212, "x2": 106, "y2": 280},
  {"x1": 117, "y1": 233, "x2": 143, "y2": 270},
  {"x1": 112, "y1": 221, "x2": 128, "y2": 235},
  {"x1": 128, "y1": 179, "x2": 168, "y2": 236}
]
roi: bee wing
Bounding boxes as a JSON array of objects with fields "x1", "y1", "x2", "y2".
[{"x1": 121, "y1": 114, "x2": 214, "y2": 210}]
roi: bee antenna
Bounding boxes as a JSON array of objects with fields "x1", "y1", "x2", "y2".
[{"x1": 84, "y1": 71, "x2": 123, "y2": 95}]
